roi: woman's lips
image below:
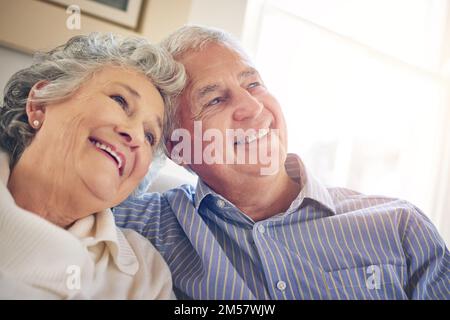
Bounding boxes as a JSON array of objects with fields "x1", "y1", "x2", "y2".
[{"x1": 88, "y1": 137, "x2": 126, "y2": 176}]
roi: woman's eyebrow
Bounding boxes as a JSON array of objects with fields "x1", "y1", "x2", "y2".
[
  {"x1": 148, "y1": 116, "x2": 162, "y2": 131},
  {"x1": 112, "y1": 82, "x2": 141, "y2": 99},
  {"x1": 145, "y1": 116, "x2": 162, "y2": 137},
  {"x1": 110, "y1": 82, "x2": 162, "y2": 132},
  {"x1": 156, "y1": 116, "x2": 162, "y2": 132}
]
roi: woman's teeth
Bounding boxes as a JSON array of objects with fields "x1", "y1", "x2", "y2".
[{"x1": 92, "y1": 140, "x2": 122, "y2": 169}]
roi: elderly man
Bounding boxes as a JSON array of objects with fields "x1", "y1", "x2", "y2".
[{"x1": 113, "y1": 25, "x2": 449, "y2": 300}]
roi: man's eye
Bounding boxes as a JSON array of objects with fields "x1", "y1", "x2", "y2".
[
  {"x1": 206, "y1": 97, "x2": 223, "y2": 107},
  {"x1": 247, "y1": 82, "x2": 261, "y2": 89},
  {"x1": 110, "y1": 95, "x2": 128, "y2": 110},
  {"x1": 145, "y1": 132, "x2": 155, "y2": 145}
]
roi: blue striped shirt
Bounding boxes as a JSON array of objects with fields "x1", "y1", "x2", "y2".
[{"x1": 113, "y1": 154, "x2": 450, "y2": 299}]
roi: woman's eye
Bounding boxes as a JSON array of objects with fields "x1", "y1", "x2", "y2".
[
  {"x1": 145, "y1": 132, "x2": 155, "y2": 145},
  {"x1": 110, "y1": 95, "x2": 128, "y2": 110}
]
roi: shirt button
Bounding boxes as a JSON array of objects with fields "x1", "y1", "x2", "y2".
[
  {"x1": 257, "y1": 225, "x2": 265, "y2": 234},
  {"x1": 277, "y1": 280, "x2": 286, "y2": 291},
  {"x1": 216, "y1": 199, "x2": 225, "y2": 208}
]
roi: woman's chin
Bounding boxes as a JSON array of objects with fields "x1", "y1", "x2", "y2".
[{"x1": 82, "y1": 174, "x2": 122, "y2": 207}]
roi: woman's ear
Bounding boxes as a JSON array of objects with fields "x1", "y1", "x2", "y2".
[{"x1": 26, "y1": 80, "x2": 48, "y2": 130}]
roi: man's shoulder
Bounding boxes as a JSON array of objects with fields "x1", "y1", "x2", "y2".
[
  {"x1": 162, "y1": 183, "x2": 196, "y2": 202},
  {"x1": 113, "y1": 184, "x2": 197, "y2": 228},
  {"x1": 118, "y1": 184, "x2": 195, "y2": 209},
  {"x1": 326, "y1": 187, "x2": 436, "y2": 236},
  {"x1": 113, "y1": 185, "x2": 197, "y2": 245},
  {"x1": 327, "y1": 186, "x2": 420, "y2": 213}
]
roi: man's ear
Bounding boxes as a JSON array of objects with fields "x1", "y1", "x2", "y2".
[
  {"x1": 166, "y1": 140, "x2": 182, "y2": 164},
  {"x1": 165, "y1": 140, "x2": 175, "y2": 156},
  {"x1": 25, "y1": 80, "x2": 48, "y2": 129},
  {"x1": 165, "y1": 140, "x2": 190, "y2": 169}
]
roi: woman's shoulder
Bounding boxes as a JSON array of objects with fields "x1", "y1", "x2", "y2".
[
  {"x1": 119, "y1": 227, "x2": 162, "y2": 256},
  {"x1": 117, "y1": 227, "x2": 173, "y2": 299}
]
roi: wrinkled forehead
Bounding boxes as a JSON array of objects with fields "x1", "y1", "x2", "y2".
[
  {"x1": 180, "y1": 43, "x2": 256, "y2": 93},
  {"x1": 182, "y1": 43, "x2": 253, "y2": 74},
  {"x1": 177, "y1": 40, "x2": 252, "y2": 63}
]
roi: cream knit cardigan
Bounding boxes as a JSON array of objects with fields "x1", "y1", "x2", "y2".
[{"x1": 0, "y1": 151, "x2": 173, "y2": 299}]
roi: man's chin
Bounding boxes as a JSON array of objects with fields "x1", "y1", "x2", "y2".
[{"x1": 228, "y1": 160, "x2": 284, "y2": 177}]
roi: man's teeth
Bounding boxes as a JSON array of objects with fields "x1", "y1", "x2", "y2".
[
  {"x1": 94, "y1": 141, "x2": 122, "y2": 169},
  {"x1": 236, "y1": 128, "x2": 270, "y2": 145}
]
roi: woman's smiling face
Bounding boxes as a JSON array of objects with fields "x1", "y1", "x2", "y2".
[{"x1": 28, "y1": 66, "x2": 164, "y2": 212}]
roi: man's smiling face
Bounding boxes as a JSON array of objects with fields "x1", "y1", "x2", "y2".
[{"x1": 175, "y1": 43, "x2": 289, "y2": 186}]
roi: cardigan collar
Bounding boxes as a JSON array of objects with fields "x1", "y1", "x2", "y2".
[{"x1": 0, "y1": 150, "x2": 138, "y2": 284}]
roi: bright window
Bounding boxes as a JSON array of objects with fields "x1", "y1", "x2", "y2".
[{"x1": 243, "y1": 0, "x2": 450, "y2": 243}]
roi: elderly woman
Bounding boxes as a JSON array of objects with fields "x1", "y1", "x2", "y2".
[{"x1": 0, "y1": 33, "x2": 185, "y2": 299}]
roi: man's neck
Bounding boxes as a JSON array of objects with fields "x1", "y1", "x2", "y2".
[{"x1": 211, "y1": 168, "x2": 301, "y2": 222}]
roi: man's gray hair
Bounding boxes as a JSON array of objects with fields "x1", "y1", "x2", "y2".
[
  {"x1": 0, "y1": 32, "x2": 186, "y2": 167},
  {"x1": 159, "y1": 25, "x2": 250, "y2": 156}
]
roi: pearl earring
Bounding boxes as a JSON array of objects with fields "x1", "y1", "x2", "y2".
[{"x1": 33, "y1": 120, "x2": 40, "y2": 127}]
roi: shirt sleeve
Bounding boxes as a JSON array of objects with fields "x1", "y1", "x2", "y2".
[
  {"x1": 113, "y1": 192, "x2": 167, "y2": 252},
  {"x1": 401, "y1": 205, "x2": 450, "y2": 299}
]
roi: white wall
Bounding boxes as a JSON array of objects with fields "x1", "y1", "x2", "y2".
[
  {"x1": 0, "y1": 0, "x2": 252, "y2": 88},
  {"x1": 188, "y1": 0, "x2": 248, "y2": 39},
  {"x1": 0, "y1": 45, "x2": 32, "y2": 93},
  {"x1": 0, "y1": 0, "x2": 192, "y2": 53},
  {"x1": 0, "y1": 0, "x2": 252, "y2": 193}
]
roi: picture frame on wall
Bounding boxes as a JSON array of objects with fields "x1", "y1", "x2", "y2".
[{"x1": 47, "y1": 0, "x2": 143, "y2": 29}]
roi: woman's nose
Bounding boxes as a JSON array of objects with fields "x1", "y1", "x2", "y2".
[
  {"x1": 119, "y1": 131, "x2": 132, "y2": 143},
  {"x1": 116, "y1": 125, "x2": 144, "y2": 149},
  {"x1": 232, "y1": 91, "x2": 264, "y2": 122}
]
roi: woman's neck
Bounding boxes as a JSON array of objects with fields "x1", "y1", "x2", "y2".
[{"x1": 7, "y1": 158, "x2": 80, "y2": 229}]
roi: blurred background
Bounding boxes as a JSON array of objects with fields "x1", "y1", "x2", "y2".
[{"x1": 1, "y1": 0, "x2": 449, "y2": 245}]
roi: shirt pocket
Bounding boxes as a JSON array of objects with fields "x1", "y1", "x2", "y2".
[{"x1": 323, "y1": 264, "x2": 408, "y2": 300}]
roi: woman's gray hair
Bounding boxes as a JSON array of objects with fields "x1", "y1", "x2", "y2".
[
  {"x1": 0, "y1": 32, "x2": 186, "y2": 167},
  {"x1": 159, "y1": 25, "x2": 250, "y2": 157}
]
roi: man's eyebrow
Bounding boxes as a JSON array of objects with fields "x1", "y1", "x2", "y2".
[
  {"x1": 238, "y1": 68, "x2": 258, "y2": 80},
  {"x1": 194, "y1": 68, "x2": 258, "y2": 100},
  {"x1": 196, "y1": 84, "x2": 221, "y2": 100},
  {"x1": 113, "y1": 82, "x2": 141, "y2": 99}
]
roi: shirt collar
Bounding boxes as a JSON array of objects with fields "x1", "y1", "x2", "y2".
[
  {"x1": 285, "y1": 154, "x2": 336, "y2": 215},
  {"x1": 193, "y1": 153, "x2": 336, "y2": 219},
  {"x1": 193, "y1": 177, "x2": 214, "y2": 210}
]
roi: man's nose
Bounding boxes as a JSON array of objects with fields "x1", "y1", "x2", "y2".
[{"x1": 232, "y1": 91, "x2": 264, "y2": 122}]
